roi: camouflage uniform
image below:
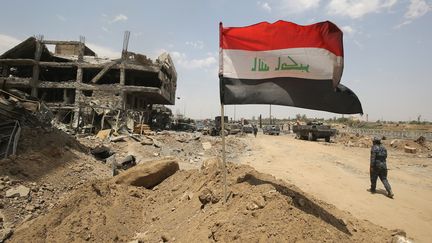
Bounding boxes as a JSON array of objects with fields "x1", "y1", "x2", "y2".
[{"x1": 370, "y1": 138, "x2": 393, "y2": 198}]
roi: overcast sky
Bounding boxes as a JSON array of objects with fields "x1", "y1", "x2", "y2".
[{"x1": 1, "y1": 0, "x2": 431, "y2": 121}]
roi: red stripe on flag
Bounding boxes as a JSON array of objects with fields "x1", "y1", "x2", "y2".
[{"x1": 220, "y1": 20, "x2": 344, "y2": 57}]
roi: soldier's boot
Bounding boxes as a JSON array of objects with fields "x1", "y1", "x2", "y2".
[
  {"x1": 387, "y1": 190, "x2": 394, "y2": 199},
  {"x1": 369, "y1": 188, "x2": 376, "y2": 194}
]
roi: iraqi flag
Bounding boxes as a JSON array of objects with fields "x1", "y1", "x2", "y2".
[{"x1": 219, "y1": 20, "x2": 363, "y2": 114}]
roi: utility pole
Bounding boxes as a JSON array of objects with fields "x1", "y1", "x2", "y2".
[
  {"x1": 269, "y1": 104, "x2": 272, "y2": 125},
  {"x1": 259, "y1": 114, "x2": 262, "y2": 128}
]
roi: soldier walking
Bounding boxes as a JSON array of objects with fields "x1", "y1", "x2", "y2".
[{"x1": 370, "y1": 137, "x2": 394, "y2": 198}]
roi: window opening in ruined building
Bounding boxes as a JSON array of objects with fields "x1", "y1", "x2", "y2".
[
  {"x1": 39, "y1": 67, "x2": 77, "y2": 82},
  {"x1": 82, "y1": 68, "x2": 120, "y2": 84},
  {"x1": 125, "y1": 70, "x2": 161, "y2": 87},
  {"x1": 6, "y1": 66, "x2": 33, "y2": 78},
  {"x1": 38, "y1": 88, "x2": 66, "y2": 103}
]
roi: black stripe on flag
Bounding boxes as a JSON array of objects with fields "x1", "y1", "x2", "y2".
[{"x1": 220, "y1": 77, "x2": 363, "y2": 114}]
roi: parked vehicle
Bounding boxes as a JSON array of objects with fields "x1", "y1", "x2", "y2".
[
  {"x1": 172, "y1": 122, "x2": 196, "y2": 132},
  {"x1": 242, "y1": 124, "x2": 254, "y2": 133},
  {"x1": 292, "y1": 121, "x2": 336, "y2": 142},
  {"x1": 195, "y1": 123, "x2": 210, "y2": 135},
  {"x1": 226, "y1": 123, "x2": 241, "y2": 134},
  {"x1": 263, "y1": 125, "x2": 280, "y2": 135}
]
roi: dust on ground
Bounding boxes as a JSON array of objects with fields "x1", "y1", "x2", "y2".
[
  {"x1": 0, "y1": 128, "x2": 413, "y2": 242},
  {"x1": 239, "y1": 132, "x2": 431, "y2": 242}
]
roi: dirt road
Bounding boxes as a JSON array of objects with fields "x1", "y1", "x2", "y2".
[{"x1": 239, "y1": 133, "x2": 432, "y2": 242}]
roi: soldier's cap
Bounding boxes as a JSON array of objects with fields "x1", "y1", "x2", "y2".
[{"x1": 372, "y1": 137, "x2": 381, "y2": 143}]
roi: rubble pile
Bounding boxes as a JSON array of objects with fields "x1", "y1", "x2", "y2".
[
  {"x1": 0, "y1": 120, "x2": 415, "y2": 242},
  {"x1": 78, "y1": 130, "x2": 250, "y2": 170},
  {"x1": 335, "y1": 132, "x2": 431, "y2": 155},
  {"x1": 0, "y1": 127, "x2": 112, "y2": 241},
  {"x1": 7, "y1": 161, "x2": 399, "y2": 242}
]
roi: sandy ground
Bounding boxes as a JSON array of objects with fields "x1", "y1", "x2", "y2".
[{"x1": 239, "y1": 133, "x2": 432, "y2": 243}]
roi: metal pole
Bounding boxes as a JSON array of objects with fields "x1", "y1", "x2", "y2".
[
  {"x1": 269, "y1": 104, "x2": 272, "y2": 125},
  {"x1": 122, "y1": 31, "x2": 130, "y2": 59},
  {"x1": 221, "y1": 104, "x2": 227, "y2": 203}
]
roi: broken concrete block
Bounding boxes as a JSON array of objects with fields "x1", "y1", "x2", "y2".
[
  {"x1": 140, "y1": 137, "x2": 154, "y2": 145},
  {"x1": 110, "y1": 135, "x2": 128, "y2": 142},
  {"x1": 198, "y1": 188, "x2": 220, "y2": 206},
  {"x1": 152, "y1": 139, "x2": 163, "y2": 148},
  {"x1": 96, "y1": 129, "x2": 111, "y2": 140},
  {"x1": 91, "y1": 146, "x2": 113, "y2": 160},
  {"x1": 404, "y1": 146, "x2": 417, "y2": 154},
  {"x1": 118, "y1": 155, "x2": 137, "y2": 170},
  {"x1": 202, "y1": 142, "x2": 212, "y2": 150},
  {"x1": 6, "y1": 185, "x2": 30, "y2": 198},
  {"x1": 114, "y1": 158, "x2": 179, "y2": 188},
  {"x1": 105, "y1": 154, "x2": 116, "y2": 167},
  {"x1": 201, "y1": 157, "x2": 222, "y2": 170}
]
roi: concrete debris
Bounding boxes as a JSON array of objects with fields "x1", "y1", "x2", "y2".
[
  {"x1": 246, "y1": 202, "x2": 260, "y2": 211},
  {"x1": 198, "y1": 188, "x2": 220, "y2": 206},
  {"x1": 0, "y1": 88, "x2": 53, "y2": 126},
  {"x1": 391, "y1": 229, "x2": 412, "y2": 243},
  {"x1": 117, "y1": 155, "x2": 137, "y2": 169},
  {"x1": 110, "y1": 135, "x2": 128, "y2": 142},
  {"x1": 96, "y1": 129, "x2": 111, "y2": 140},
  {"x1": 140, "y1": 137, "x2": 154, "y2": 145},
  {"x1": 104, "y1": 155, "x2": 116, "y2": 169},
  {"x1": 128, "y1": 240, "x2": 144, "y2": 243},
  {"x1": 134, "y1": 124, "x2": 151, "y2": 135},
  {"x1": 404, "y1": 146, "x2": 417, "y2": 154},
  {"x1": 391, "y1": 235, "x2": 413, "y2": 243},
  {"x1": 202, "y1": 142, "x2": 212, "y2": 150},
  {"x1": 90, "y1": 146, "x2": 114, "y2": 160},
  {"x1": 414, "y1": 136, "x2": 426, "y2": 146},
  {"x1": 391, "y1": 229, "x2": 407, "y2": 237},
  {"x1": 114, "y1": 158, "x2": 179, "y2": 188},
  {"x1": 5, "y1": 185, "x2": 30, "y2": 198}
]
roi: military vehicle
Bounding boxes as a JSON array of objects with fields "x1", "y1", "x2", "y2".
[
  {"x1": 263, "y1": 125, "x2": 281, "y2": 135},
  {"x1": 293, "y1": 121, "x2": 336, "y2": 142}
]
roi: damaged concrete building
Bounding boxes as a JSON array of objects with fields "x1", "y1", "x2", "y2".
[{"x1": 0, "y1": 33, "x2": 177, "y2": 133}]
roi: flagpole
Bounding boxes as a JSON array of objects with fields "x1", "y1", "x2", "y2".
[{"x1": 221, "y1": 103, "x2": 227, "y2": 203}]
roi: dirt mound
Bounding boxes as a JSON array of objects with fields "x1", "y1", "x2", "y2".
[
  {"x1": 0, "y1": 127, "x2": 111, "y2": 236},
  {"x1": 9, "y1": 160, "x2": 395, "y2": 242}
]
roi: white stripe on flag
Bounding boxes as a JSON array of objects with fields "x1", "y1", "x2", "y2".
[{"x1": 221, "y1": 48, "x2": 342, "y2": 81}]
